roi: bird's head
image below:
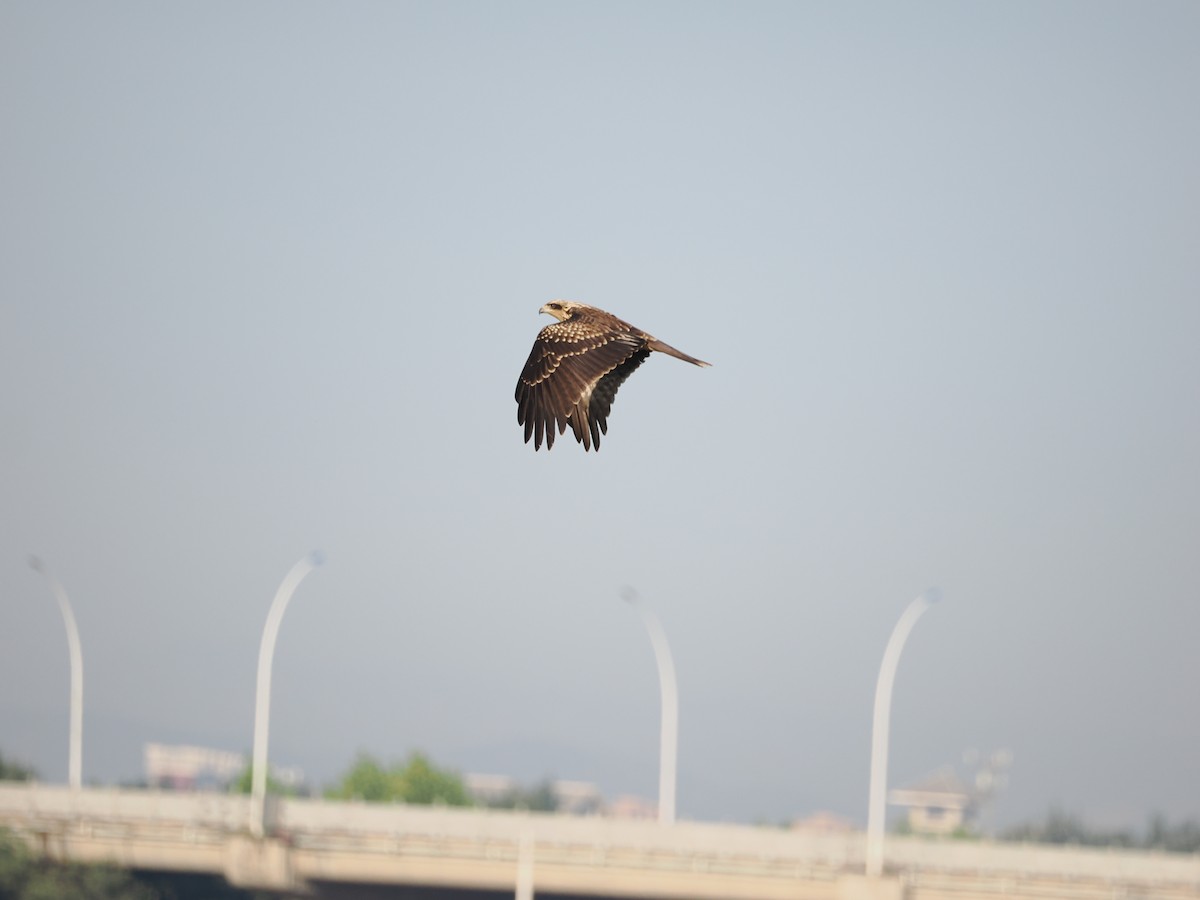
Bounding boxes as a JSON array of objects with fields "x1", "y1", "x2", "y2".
[{"x1": 539, "y1": 300, "x2": 582, "y2": 322}]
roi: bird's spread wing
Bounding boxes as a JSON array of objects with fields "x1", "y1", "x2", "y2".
[
  {"x1": 515, "y1": 324, "x2": 644, "y2": 450},
  {"x1": 583, "y1": 347, "x2": 650, "y2": 449}
]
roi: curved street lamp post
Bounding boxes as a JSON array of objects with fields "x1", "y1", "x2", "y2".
[
  {"x1": 865, "y1": 588, "x2": 940, "y2": 877},
  {"x1": 28, "y1": 556, "x2": 83, "y2": 790},
  {"x1": 621, "y1": 587, "x2": 678, "y2": 826},
  {"x1": 251, "y1": 551, "x2": 323, "y2": 837}
]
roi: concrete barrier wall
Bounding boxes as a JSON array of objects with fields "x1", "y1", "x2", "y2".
[
  {"x1": 277, "y1": 795, "x2": 862, "y2": 862},
  {"x1": 2, "y1": 784, "x2": 1197, "y2": 892},
  {"x1": 0, "y1": 783, "x2": 251, "y2": 830},
  {"x1": 887, "y1": 834, "x2": 1200, "y2": 884}
]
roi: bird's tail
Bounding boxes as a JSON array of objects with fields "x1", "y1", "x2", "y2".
[{"x1": 648, "y1": 339, "x2": 711, "y2": 367}]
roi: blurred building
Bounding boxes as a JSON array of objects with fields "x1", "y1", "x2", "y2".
[
  {"x1": 464, "y1": 773, "x2": 518, "y2": 805},
  {"x1": 607, "y1": 794, "x2": 657, "y2": 820},
  {"x1": 791, "y1": 810, "x2": 855, "y2": 833},
  {"x1": 553, "y1": 779, "x2": 604, "y2": 815},
  {"x1": 889, "y1": 767, "x2": 975, "y2": 835},
  {"x1": 144, "y1": 743, "x2": 304, "y2": 791},
  {"x1": 466, "y1": 772, "x2": 642, "y2": 818},
  {"x1": 145, "y1": 744, "x2": 243, "y2": 790}
]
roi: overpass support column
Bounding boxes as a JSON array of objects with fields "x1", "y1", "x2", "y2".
[{"x1": 225, "y1": 835, "x2": 305, "y2": 894}]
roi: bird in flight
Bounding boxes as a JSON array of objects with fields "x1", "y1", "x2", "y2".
[{"x1": 515, "y1": 300, "x2": 710, "y2": 451}]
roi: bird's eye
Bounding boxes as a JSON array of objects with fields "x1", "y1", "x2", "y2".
[{"x1": 549, "y1": 303, "x2": 561, "y2": 310}]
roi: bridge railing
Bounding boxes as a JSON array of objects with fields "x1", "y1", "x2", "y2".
[
  {"x1": 278, "y1": 795, "x2": 859, "y2": 857},
  {"x1": 2, "y1": 783, "x2": 1198, "y2": 890},
  {"x1": 0, "y1": 783, "x2": 251, "y2": 832},
  {"x1": 887, "y1": 834, "x2": 1200, "y2": 886}
]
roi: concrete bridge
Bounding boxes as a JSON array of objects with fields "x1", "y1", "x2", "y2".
[{"x1": 1, "y1": 783, "x2": 1197, "y2": 899}]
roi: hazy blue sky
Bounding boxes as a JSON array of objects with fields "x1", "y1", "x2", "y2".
[{"x1": 2, "y1": 2, "x2": 1197, "y2": 829}]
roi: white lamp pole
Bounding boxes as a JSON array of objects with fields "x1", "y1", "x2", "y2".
[
  {"x1": 28, "y1": 556, "x2": 83, "y2": 791},
  {"x1": 865, "y1": 588, "x2": 939, "y2": 877},
  {"x1": 621, "y1": 587, "x2": 678, "y2": 825},
  {"x1": 251, "y1": 551, "x2": 323, "y2": 837}
]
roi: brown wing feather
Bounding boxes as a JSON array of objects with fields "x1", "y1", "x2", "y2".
[
  {"x1": 584, "y1": 347, "x2": 651, "y2": 450},
  {"x1": 515, "y1": 323, "x2": 643, "y2": 451}
]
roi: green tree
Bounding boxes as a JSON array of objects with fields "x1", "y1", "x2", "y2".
[
  {"x1": 0, "y1": 828, "x2": 28, "y2": 895},
  {"x1": 325, "y1": 752, "x2": 469, "y2": 806},
  {"x1": 998, "y1": 809, "x2": 1200, "y2": 850},
  {"x1": 326, "y1": 753, "x2": 393, "y2": 802},
  {"x1": 229, "y1": 764, "x2": 297, "y2": 797},
  {"x1": 1003, "y1": 809, "x2": 1120, "y2": 845},
  {"x1": 0, "y1": 827, "x2": 155, "y2": 900},
  {"x1": 1145, "y1": 813, "x2": 1200, "y2": 853},
  {"x1": 0, "y1": 752, "x2": 36, "y2": 782},
  {"x1": 392, "y1": 753, "x2": 469, "y2": 806}
]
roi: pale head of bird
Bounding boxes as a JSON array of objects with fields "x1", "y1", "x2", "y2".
[{"x1": 539, "y1": 299, "x2": 585, "y2": 322}]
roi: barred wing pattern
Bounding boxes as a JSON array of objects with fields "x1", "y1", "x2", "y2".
[{"x1": 515, "y1": 323, "x2": 647, "y2": 451}]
